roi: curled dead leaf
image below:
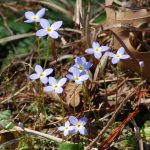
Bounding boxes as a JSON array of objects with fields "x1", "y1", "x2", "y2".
[
  {"x1": 105, "y1": 0, "x2": 150, "y2": 81},
  {"x1": 65, "y1": 83, "x2": 82, "y2": 107}
]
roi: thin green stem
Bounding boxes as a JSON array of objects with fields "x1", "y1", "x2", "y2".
[
  {"x1": 116, "y1": 65, "x2": 120, "y2": 107},
  {"x1": 36, "y1": 82, "x2": 47, "y2": 125},
  {"x1": 37, "y1": 37, "x2": 41, "y2": 64},
  {"x1": 82, "y1": 83, "x2": 86, "y2": 111},
  {"x1": 5, "y1": 76, "x2": 22, "y2": 121},
  {"x1": 35, "y1": 22, "x2": 41, "y2": 65},
  {"x1": 82, "y1": 82, "x2": 90, "y2": 111},
  {"x1": 73, "y1": 89, "x2": 76, "y2": 113},
  {"x1": 99, "y1": 62, "x2": 107, "y2": 95},
  {"x1": 40, "y1": 83, "x2": 47, "y2": 123},
  {"x1": 140, "y1": 67, "x2": 144, "y2": 81},
  {"x1": 58, "y1": 95, "x2": 65, "y2": 124},
  {"x1": 44, "y1": 36, "x2": 51, "y2": 69}
]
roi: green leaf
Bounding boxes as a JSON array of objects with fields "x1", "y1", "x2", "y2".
[
  {"x1": 27, "y1": 102, "x2": 38, "y2": 115},
  {"x1": 0, "y1": 110, "x2": 11, "y2": 120},
  {"x1": 0, "y1": 110, "x2": 15, "y2": 129},
  {"x1": 8, "y1": 20, "x2": 34, "y2": 34},
  {"x1": 15, "y1": 37, "x2": 35, "y2": 54},
  {"x1": 58, "y1": 142, "x2": 84, "y2": 150},
  {"x1": 141, "y1": 127, "x2": 150, "y2": 140},
  {"x1": 121, "y1": 134, "x2": 138, "y2": 150}
]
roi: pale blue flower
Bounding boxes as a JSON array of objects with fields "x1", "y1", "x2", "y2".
[
  {"x1": 58, "y1": 121, "x2": 75, "y2": 136},
  {"x1": 139, "y1": 61, "x2": 144, "y2": 68},
  {"x1": 44, "y1": 77, "x2": 67, "y2": 93},
  {"x1": 69, "y1": 57, "x2": 92, "y2": 74},
  {"x1": 29, "y1": 65, "x2": 53, "y2": 84},
  {"x1": 36, "y1": 19, "x2": 63, "y2": 39},
  {"x1": 85, "y1": 41, "x2": 109, "y2": 59},
  {"x1": 106, "y1": 47, "x2": 130, "y2": 64},
  {"x1": 66, "y1": 68, "x2": 89, "y2": 84},
  {"x1": 24, "y1": 8, "x2": 45, "y2": 23},
  {"x1": 69, "y1": 116, "x2": 88, "y2": 135}
]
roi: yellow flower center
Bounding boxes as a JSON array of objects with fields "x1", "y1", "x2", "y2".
[
  {"x1": 32, "y1": 16, "x2": 38, "y2": 20},
  {"x1": 65, "y1": 127, "x2": 69, "y2": 130},
  {"x1": 75, "y1": 77, "x2": 80, "y2": 81},
  {"x1": 77, "y1": 124, "x2": 82, "y2": 129},
  {"x1": 94, "y1": 48, "x2": 100, "y2": 52},
  {"x1": 78, "y1": 66, "x2": 83, "y2": 71},
  {"x1": 115, "y1": 54, "x2": 121, "y2": 58},
  {"x1": 54, "y1": 84, "x2": 59, "y2": 89},
  {"x1": 47, "y1": 27, "x2": 53, "y2": 33},
  {"x1": 40, "y1": 73, "x2": 44, "y2": 77}
]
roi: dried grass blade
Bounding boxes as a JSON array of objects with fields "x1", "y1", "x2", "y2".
[{"x1": 0, "y1": 33, "x2": 35, "y2": 45}]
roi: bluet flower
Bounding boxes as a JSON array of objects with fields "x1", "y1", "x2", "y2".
[
  {"x1": 58, "y1": 121, "x2": 75, "y2": 136},
  {"x1": 69, "y1": 57, "x2": 92, "y2": 74},
  {"x1": 36, "y1": 19, "x2": 63, "y2": 39},
  {"x1": 29, "y1": 65, "x2": 53, "y2": 84},
  {"x1": 69, "y1": 116, "x2": 88, "y2": 135},
  {"x1": 24, "y1": 8, "x2": 45, "y2": 23},
  {"x1": 139, "y1": 61, "x2": 144, "y2": 68},
  {"x1": 44, "y1": 77, "x2": 67, "y2": 93},
  {"x1": 66, "y1": 68, "x2": 89, "y2": 84},
  {"x1": 85, "y1": 41, "x2": 109, "y2": 59},
  {"x1": 106, "y1": 47, "x2": 130, "y2": 64}
]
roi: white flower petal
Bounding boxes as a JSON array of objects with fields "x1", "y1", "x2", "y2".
[
  {"x1": 85, "y1": 48, "x2": 94, "y2": 54},
  {"x1": 81, "y1": 57, "x2": 86, "y2": 63},
  {"x1": 36, "y1": 8, "x2": 45, "y2": 18},
  {"x1": 94, "y1": 52, "x2": 102, "y2": 59},
  {"x1": 29, "y1": 74, "x2": 39, "y2": 80},
  {"x1": 68, "y1": 67, "x2": 75, "y2": 73},
  {"x1": 66, "y1": 74, "x2": 74, "y2": 80},
  {"x1": 79, "y1": 127, "x2": 88, "y2": 135},
  {"x1": 100, "y1": 46, "x2": 109, "y2": 52},
  {"x1": 24, "y1": 20, "x2": 34, "y2": 23},
  {"x1": 64, "y1": 130, "x2": 69, "y2": 136},
  {"x1": 79, "y1": 117, "x2": 87, "y2": 125},
  {"x1": 40, "y1": 19, "x2": 50, "y2": 29},
  {"x1": 121, "y1": 54, "x2": 130, "y2": 59},
  {"x1": 40, "y1": 77, "x2": 48, "y2": 84},
  {"x1": 51, "y1": 21, "x2": 63, "y2": 30},
  {"x1": 65, "y1": 121, "x2": 70, "y2": 127},
  {"x1": 80, "y1": 74, "x2": 89, "y2": 81},
  {"x1": 72, "y1": 68, "x2": 80, "y2": 77},
  {"x1": 36, "y1": 29, "x2": 48, "y2": 37},
  {"x1": 25, "y1": 11, "x2": 34, "y2": 20},
  {"x1": 58, "y1": 78, "x2": 67, "y2": 86},
  {"x1": 49, "y1": 31, "x2": 59, "y2": 39},
  {"x1": 44, "y1": 86, "x2": 53, "y2": 92},
  {"x1": 35, "y1": 65, "x2": 43, "y2": 74},
  {"x1": 117, "y1": 47, "x2": 125, "y2": 55},
  {"x1": 69, "y1": 116, "x2": 78, "y2": 125},
  {"x1": 92, "y1": 41, "x2": 99, "y2": 49},
  {"x1": 112, "y1": 57, "x2": 120, "y2": 64},
  {"x1": 75, "y1": 80, "x2": 83, "y2": 84},
  {"x1": 58, "y1": 126, "x2": 64, "y2": 131},
  {"x1": 48, "y1": 77, "x2": 57, "y2": 86},
  {"x1": 106, "y1": 52, "x2": 115, "y2": 57},
  {"x1": 43, "y1": 68, "x2": 53, "y2": 76},
  {"x1": 55, "y1": 87, "x2": 63, "y2": 93}
]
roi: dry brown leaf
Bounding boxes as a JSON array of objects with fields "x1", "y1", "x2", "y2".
[
  {"x1": 105, "y1": 0, "x2": 150, "y2": 81},
  {"x1": 0, "y1": 129, "x2": 21, "y2": 148},
  {"x1": 65, "y1": 83, "x2": 82, "y2": 107}
]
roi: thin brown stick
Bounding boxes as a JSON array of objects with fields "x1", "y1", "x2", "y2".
[{"x1": 14, "y1": 126, "x2": 63, "y2": 143}]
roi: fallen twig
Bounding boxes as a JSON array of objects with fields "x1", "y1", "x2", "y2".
[{"x1": 14, "y1": 126, "x2": 63, "y2": 143}]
